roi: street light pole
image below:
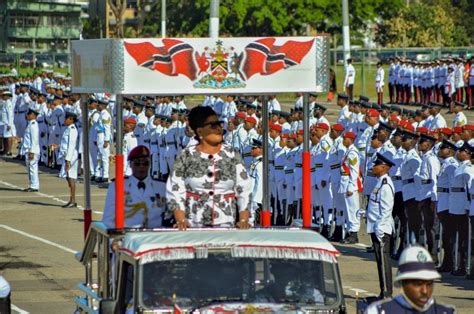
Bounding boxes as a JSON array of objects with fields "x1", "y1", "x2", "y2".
[
  {"x1": 161, "y1": 0, "x2": 166, "y2": 37},
  {"x1": 342, "y1": 0, "x2": 351, "y2": 62},
  {"x1": 209, "y1": 0, "x2": 219, "y2": 39}
]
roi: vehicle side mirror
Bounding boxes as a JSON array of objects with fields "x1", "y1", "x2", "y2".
[{"x1": 99, "y1": 299, "x2": 116, "y2": 314}]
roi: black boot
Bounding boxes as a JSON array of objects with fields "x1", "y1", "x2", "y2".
[
  {"x1": 329, "y1": 226, "x2": 342, "y2": 242},
  {"x1": 320, "y1": 225, "x2": 329, "y2": 238},
  {"x1": 341, "y1": 232, "x2": 359, "y2": 244}
]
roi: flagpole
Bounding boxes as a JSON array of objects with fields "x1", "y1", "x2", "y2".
[
  {"x1": 161, "y1": 0, "x2": 166, "y2": 38},
  {"x1": 209, "y1": 0, "x2": 219, "y2": 38}
]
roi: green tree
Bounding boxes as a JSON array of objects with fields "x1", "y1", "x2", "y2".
[{"x1": 376, "y1": 2, "x2": 467, "y2": 47}]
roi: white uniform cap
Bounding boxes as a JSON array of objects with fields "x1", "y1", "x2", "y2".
[{"x1": 394, "y1": 245, "x2": 441, "y2": 286}]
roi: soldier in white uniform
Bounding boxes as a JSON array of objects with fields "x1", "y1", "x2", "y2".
[
  {"x1": 375, "y1": 62, "x2": 385, "y2": 104},
  {"x1": 428, "y1": 102, "x2": 447, "y2": 131},
  {"x1": 468, "y1": 58, "x2": 474, "y2": 108},
  {"x1": 273, "y1": 133, "x2": 289, "y2": 225},
  {"x1": 103, "y1": 145, "x2": 165, "y2": 228},
  {"x1": 58, "y1": 112, "x2": 79, "y2": 208},
  {"x1": 21, "y1": 108, "x2": 40, "y2": 192},
  {"x1": 0, "y1": 91, "x2": 15, "y2": 156},
  {"x1": 344, "y1": 58, "x2": 356, "y2": 99},
  {"x1": 249, "y1": 139, "x2": 263, "y2": 224},
  {"x1": 414, "y1": 134, "x2": 441, "y2": 261},
  {"x1": 87, "y1": 98, "x2": 100, "y2": 181},
  {"x1": 336, "y1": 93, "x2": 351, "y2": 128},
  {"x1": 339, "y1": 131, "x2": 361, "y2": 244},
  {"x1": 123, "y1": 117, "x2": 138, "y2": 177},
  {"x1": 94, "y1": 99, "x2": 112, "y2": 183},
  {"x1": 241, "y1": 117, "x2": 259, "y2": 169},
  {"x1": 452, "y1": 101, "x2": 467, "y2": 127},
  {"x1": 367, "y1": 153, "x2": 395, "y2": 298},
  {"x1": 435, "y1": 140, "x2": 459, "y2": 273}
]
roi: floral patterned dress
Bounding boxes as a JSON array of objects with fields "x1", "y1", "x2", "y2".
[{"x1": 166, "y1": 144, "x2": 252, "y2": 227}]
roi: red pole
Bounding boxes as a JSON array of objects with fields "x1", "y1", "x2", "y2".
[
  {"x1": 302, "y1": 151, "x2": 312, "y2": 228},
  {"x1": 115, "y1": 154, "x2": 125, "y2": 228},
  {"x1": 261, "y1": 210, "x2": 271, "y2": 227}
]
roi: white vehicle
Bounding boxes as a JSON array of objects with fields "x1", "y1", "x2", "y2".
[{"x1": 75, "y1": 223, "x2": 346, "y2": 313}]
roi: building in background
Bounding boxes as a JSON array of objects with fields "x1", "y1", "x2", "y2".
[{"x1": 0, "y1": 0, "x2": 85, "y2": 54}]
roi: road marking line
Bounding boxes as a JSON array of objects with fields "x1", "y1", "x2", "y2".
[
  {"x1": 11, "y1": 304, "x2": 29, "y2": 314},
  {"x1": 0, "y1": 180, "x2": 103, "y2": 215},
  {"x1": 0, "y1": 224, "x2": 77, "y2": 254},
  {"x1": 355, "y1": 243, "x2": 370, "y2": 248}
]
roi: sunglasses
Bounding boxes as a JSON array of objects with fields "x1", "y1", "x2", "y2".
[
  {"x1": 202, "y1": 120, "x2": 224, "y2": 129},
  {"x1": 131, "y1": 160, "x2": 150, "y2": 167}
]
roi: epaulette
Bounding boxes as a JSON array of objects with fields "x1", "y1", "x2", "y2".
[{"x1": 382, "y1": 178, "x2": 388, "y2": 185}]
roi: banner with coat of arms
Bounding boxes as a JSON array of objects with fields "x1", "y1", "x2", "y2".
[{"x1": 72, "y1": 37, "x2": 328, "y2": 95}]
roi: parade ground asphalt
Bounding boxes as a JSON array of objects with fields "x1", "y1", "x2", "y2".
[{"x1": 1, "y1": 100, "x2": 474, "y2": 313}]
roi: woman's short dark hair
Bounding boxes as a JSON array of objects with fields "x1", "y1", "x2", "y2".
[{"x1": 188, "y1": 106, "x2": 217, "y2": 133}]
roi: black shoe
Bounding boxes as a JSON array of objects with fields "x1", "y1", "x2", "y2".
[
  {"x1": 91, "y1": 175, "x2": 96, "y2": 182},
  {"x1": 102, "y1": 178, "x2": 109, "y2": 183},
  {"x1": 329, "y1": 226, "x2": 342, "y2": 242},
  {"x1": 62, "y1": 202, "x2": 77, "y2": 208},
  {"x1": 366, "y1": 246, "x2": 375, "y2": 253},
  {"x1": 340, "y1": 232, "x2": 359, "y2": 244},
  {"x1": 320, "y1": 225, "x2": 329, "y2": 238},
  {"x1": 467, "y1": 273, "x2": 474, "y2": 280},
  {"x1": 451, "y1": 268, "x2": 467, "y2": 276},
  {"x1": 24, "y1": 188, "x2": 38, "y2": 192},
  {"x1": 95, "y1": 177, "x2": 103, "y2": 183}
]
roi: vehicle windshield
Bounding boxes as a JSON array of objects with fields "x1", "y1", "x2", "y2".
[{"x1": 139, "y1": 252, "x2": 339, "y2": 310}]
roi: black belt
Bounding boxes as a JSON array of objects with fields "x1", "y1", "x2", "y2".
[
  {"x1": 159, "y1": 145, "x2": 165, "y2": 148},
  {"x1": 315, "y1": 163, "x2": 323, "y2": 168},
  {"x1": 166, "y1": 141, "x2": 177, "y2": 145},
  {"x1": 451, "y1": 187, "x2": 465, "y2": 192},
  {"x1": 285, "y1": 170, "x2": 293, "y2": 174},
  {"x1": 392, "y1": 176, "x2": 402, "y2": 181},
  {"x1": 295, "y1": 163, "x2": 302, "y2": 168},
  {"x1": 402, "y1": 178, "x2": 414, "y2": 185},
  {"x1": 437, "y1": 187, "x2": 449, "y2": 193},
  {"x1": 421, "y1": 179, "x2": 432, "y2": 184},
  {"x1": 150, "y1": 142, "x2": 157, "y2": 145},
  {"x1": 275, "y1": 166, "x2": 284, "y2": 170},
  {"x1": 243, "y1": 153, "x2": 251, "y2": 157},
  {"x1": 310, "y1": 168, "x2": 315, "y2": 172},
  {"x1": 330, "y1": 164, "x2": 341, "y2": 170},
  {"x1": 18, "y1": 110, "x2": 26, "y2": 113}
]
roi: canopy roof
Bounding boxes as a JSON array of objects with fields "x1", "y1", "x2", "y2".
[{"x1": 118, "y1": 228, "x2": 340, "y2": 264}]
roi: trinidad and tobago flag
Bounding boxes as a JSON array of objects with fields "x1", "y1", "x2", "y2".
[
  {"x1": 124, "y1": 39, "x2": 197, "y2": 80},
  {"x1": 242, "y1": 37, "x2": 314, "y2": 79}
]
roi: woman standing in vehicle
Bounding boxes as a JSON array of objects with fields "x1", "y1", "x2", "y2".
[{"x1": 166, "y1": 106, "x2": 252, "y2": 229}]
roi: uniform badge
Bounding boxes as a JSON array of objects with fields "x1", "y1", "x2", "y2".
[
  {"x1": 417, "y1": 250, "x2": 428, "y2": 262},
  {"x1": 349, "y1": 158, "x2": 357, "y2": 166}
]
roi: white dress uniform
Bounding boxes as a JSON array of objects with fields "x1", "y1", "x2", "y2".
[
  {"x1": 58, "y1": 123, "x2": 79, "y2": 179},
  {"x1": 164, "y1": 120, "x2": 182, "y2": 172},
  {"x1": 363, "y1": 146, "x2": 382, "y2": 197},
  {"x1": 133, "y1": 112, "x2": 148, "y2": 146},
  {"x1": 249, "y1": 156, "x2": 263, "y2": 222},
  {"x1": 21, "y1": 118, "x2": 40, "y2": 190},
  {"x1": 437, "y1": 156, "x2": 458, "y2": 213},
  {"x1": 123, "y1": 131, "x2": 138, "y2": 177},
  {"x1": 241, "y1": 128, "x2": 258, "y2": 170},
  {"x1": 449, "y1": 160, "x2": 473, "y2": 216},
  {"x1": 1, "y1": 98, "x2": 15, "y2": 138},
  {"x1": 453, "y1": 111, "x2": 467, "y2": 127},
  {"x1": 294, "y1": 95, "x2": 303, "y2": 110},
  {"x1": 88, "y1": 109, "x2": 100, "y2": 178},
  {"x1": 284, "y1": 145, "x2": 298, "y2": 210},
  {"x1": 428, "y1": 113, "x2": 447, "y2": 131},
  {"x1": 445, "y1": 71, "x2": 456, "y2": 98},
  {"x1": 344, "y1": 64, "x2": 355, "y2": 87},
  {"x1": 313, "y1": 134, "x2": 333, "y2": 224},
  {"x1": 337, "y1": 105, "x2": 351, "y2": 128},
  {"x1": 400, "y1": 148, "x2": 422, "y2": 202},
  {"x1": 95, "y1": 109, "x2": 112, "y2": 180},
  {"x1": 375, "y1": 67, "x2": 385, "y2": 92},
  {"x1": 338, "y1": 144, "x2": 361, "y2": 233},
  {"x1": 414, "y1": 150, "x2": 440, "y2": 202},
  {"x1": 274, "y1": 144, "x2": 289, "y2": 215},
  {"x1": 102, "y1": 176, "x2": 165, "y2": 228},
  {"x1": 269, "y1": 98, "x2": 281, "y2": 112},
  {"x1": 367, "y1": 173, "x2": 395, "y2": 240}
]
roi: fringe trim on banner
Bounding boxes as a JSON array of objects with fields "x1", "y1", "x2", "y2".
[
  {"x1": 231, "y1": 246, "x2": 337, "y2": 263},
  {"x1": 138, "y1": 247, "x2": 208, "y2": 265}
]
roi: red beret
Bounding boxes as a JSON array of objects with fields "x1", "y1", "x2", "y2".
[
  {"x1": 128, "y1": 145, "x2": 150, "y2": 161},
  {"x1": 463, "y1": 124, "x2": 474, "y2": 131},
  {"x1": 289, "y1": 133, "x2": 297, "y2": 139},
  {"x1": 427, "y1": 130, "x2": 435, "y2": 136},
  {"x1": 332, "y1": 123, "x2": 345, "y2": 132},
  {"x1": 343, "y1": 131, "x2": 357, "y2": 139},
  {"x1": 228, "y1": 118, "x2": 236, "y2": 124},
  {"x1": 453, "y1": 127, "x2": 463, "y2": 134},
  {"x1": 270, "y1": 124, "x2": 282, "y2": 132},
  {"x1": 297, "y1": 129, "x2": 304, "y2": 135},
  {"x1": 417, "y1": 127, "x2": 429, "y2": 134},
  {"x1": 366, "y1": 109, "x2": 380, "y2": 117},
  {"x1": 236, "y1": 112, "x2": 247, "y2": 119},
  {"x1": 389, "y1": 115, "x2": 400, "y2": 122},
  {"x1": 438, "y1": 128, "x2": 453, "y2": 135},
  {"x1": 281, "y1": 133, "x2": 289, "y2": 139},
  {"x1": 124, "y1": 117, "x2": 137, "y2": 124},
  {"x1": 399, "y1": 120, "x2": 407, "y2": 128},
  {"x1": 405, "y1": 123, "x2": 415, "y2": 132},
  {"x1": 245, "y1": 117, "x2": 257, "y2": 124},
  {"x1": 315, "y1": 123, "x2": 329, "y2": 130}
]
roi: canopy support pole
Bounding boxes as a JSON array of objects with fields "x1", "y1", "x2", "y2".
[
  {"x1": 302, "y1": 93, "x2": 312, "y2": 228},
  {"x1": 261, "y1": 95, "x2": 271, "y2": 227},
  {"x1": 81, "y1": 94, "x2": 92, "y2": 238},
  {"x1": 115, "y1": 94, "x2": 124, "y2": 228}
]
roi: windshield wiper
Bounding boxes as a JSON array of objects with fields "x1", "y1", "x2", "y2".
[{"x1": 192, "y1": 297, "x2": 245, "y2": 310}]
